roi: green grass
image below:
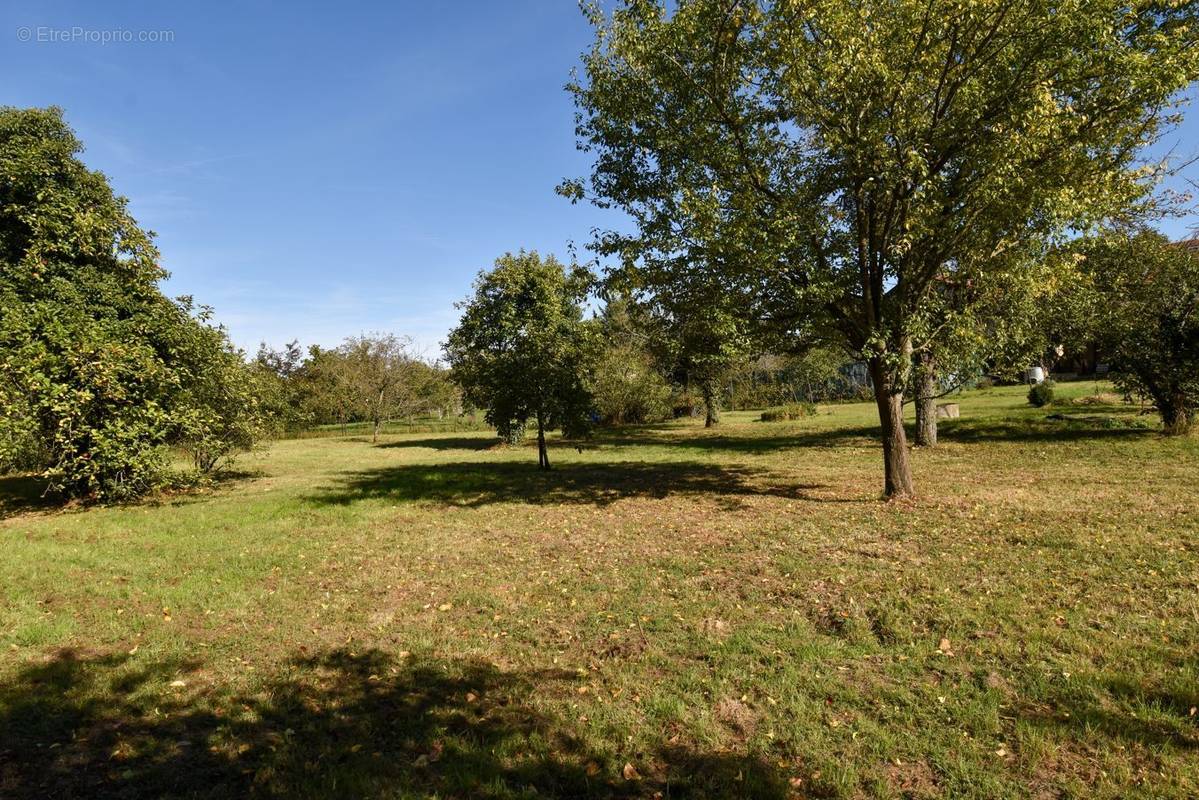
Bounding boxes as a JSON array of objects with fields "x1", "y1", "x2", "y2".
[{"x1": 1, "y1": 382, "x2": 1196, "y2": 799}]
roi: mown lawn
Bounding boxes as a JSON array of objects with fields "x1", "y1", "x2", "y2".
[{"x1": 1, "y1": 382, "x2": 1196, "y2": 799}]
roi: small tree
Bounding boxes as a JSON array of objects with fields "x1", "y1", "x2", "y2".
[
  {"x1": 336, "y1": 334, "x2": 425, "y2": 442},
  {"x1": 1068, "y1": 230, "x2": 1199, "y2": 433},
  {"x1": 445, "y1": 251, "x2": 594, "y2": 469}
]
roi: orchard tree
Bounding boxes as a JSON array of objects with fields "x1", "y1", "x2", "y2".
[
  {"x1": 336, "y1": 334, "x2": 427, "y2": 442},
  {"x1": 608, "y1": 250, "x2": 754, "y2": 426},
  {"x1": 1066, "y1": 230, "x2": 1199, "y2": 433},
  {"x1": 565, "y1": 0, "x2": 1199, "y2": 496},
  {"x1": 0, "y1": 107, "x2": 266, "y2": 498},
  {"x1": 908, "y1": 251, "x2": 1063, "y2": 446},
  {"x1": 445, "y1": 251, "x2": 594, "y2": 470}
]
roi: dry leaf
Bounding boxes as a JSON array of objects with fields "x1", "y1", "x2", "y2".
[{"x1": 622, "y1": 762, "x2": 640, "y2": 781}]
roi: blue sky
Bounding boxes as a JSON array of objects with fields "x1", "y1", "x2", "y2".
[
  {"x1": 4, "y1": 1, "x2": 1198, "y2": 355},
  {"x1": 2, "y1": 1, "x2": 623, "y2": 355}
]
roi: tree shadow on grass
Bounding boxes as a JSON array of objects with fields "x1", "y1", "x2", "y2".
[
  {"x1": 306, "y1": 460, "x2": 837, "y2": 509},
  {"x1": 1017, "y1": 670, "x2": 1198, "y2": 753},
  {"x1": 0, "y1": 647, "x2": 790, "y2": 799},
  {"x1": 0, "y1": 473, "x2": 55, "y2": 518},
  {"x1": 376, "y1": 435, "x2": 502, "y2": 451},
  {"x1": 937, "y1": 416, "x2": 1155, "y2": 445},
  {"x1": 590, "y1": 425, "x2": 882, "y2": 455}
]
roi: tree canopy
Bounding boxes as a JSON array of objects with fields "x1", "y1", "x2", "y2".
[
  {"x1": 0, "y1": 107, "x2": 267, "y2": 499},
  {"x1": 445, "y1": 251, "x2": 595, "y2": 469},
  {"x1": 1062, "y1": 229, "x2": 1199, "y2": 433},
  {"x1": 565, "y1": 0, "x2": 1199, "y2": 495}
]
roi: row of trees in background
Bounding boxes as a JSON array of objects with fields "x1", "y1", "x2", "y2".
[{"x1": 253, "y1": 335, "x2": 458, "y2": 442}]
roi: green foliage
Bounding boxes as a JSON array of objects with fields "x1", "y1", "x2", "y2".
[
  {"x1": 760, "y1": 403, "x2": 817, "y2": 422},
  {"x1": 445, "y1": 251, "x2": 595, "y2": 467},
  {"x1": 332, "y1": 334, "x2": 438, "y2": 442},
  {"x1": 0, "y1": 107, "x2": 264, "y2": 499},
  {"x1": 728, "y1": 348, "x2": 866, "y2": 408},
  {"x1": 566, "y1": 0, "x2": 1199, "y2": 494},
  {"x1": 253, "y1": 340, "x2": 312, "y2": 435},
  {"x1": 252, "y1": 338, "x2": 459, "y2": 438},
  {"x1": 591, "y1": 342, "x2": 672, "y2": 425},
  {"x1": 1063, "y1": 231, "x2": 1199, "y2": 433},
  {"x1": 168, "y1": 300, "x2": 269, "y2": 473},
  {"x1": 496, "y1": 418, "x2": 527, "y2": 446},
  {"x1": 592, "y1": 297, "x2": 672, "y2": 425},
  {"x1": 1027, "y1": 381, "x2": 1056, "y2": 408}
]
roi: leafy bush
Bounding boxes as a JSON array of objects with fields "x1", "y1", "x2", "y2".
[
  {"x1": 760, "y1": 403, "x2": 817, "y2": 421},
  {"x1": 0, "y1": 108, "x2": 266, "y2": 500},
  {"x1": 1027, "y1": 380, "x2": 1055, "y2": 407},
  {"x1": 496, "y1": 418, "x2": 526, "y2": 446},
  {"x1": 591, "y1": 343, "x2": 671, "y2": 425}
]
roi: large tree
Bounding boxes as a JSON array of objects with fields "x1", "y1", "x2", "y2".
[
  {"x1": 0, "y1": 107, "x2": 265, "y2": 499},
  {"x1": 565, "y1": 0, "x2": 1198, "y2": 496},
  {"x1": 445, "y1": 251, "x2": 594, "y2": 470}
]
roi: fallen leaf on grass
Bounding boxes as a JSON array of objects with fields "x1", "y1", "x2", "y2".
[{"x1": 622, "y1": 762, "x2": 641, "y2": 781}]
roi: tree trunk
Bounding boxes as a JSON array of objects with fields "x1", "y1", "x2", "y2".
[
  {"x1": 914, "y1": 353, "x2": 937, "y2": 448},
  {"x1": 1160, "y1": 388, "x2": 1192, "y2": 435},
  {"x1": 536, "y1": 411, "x2": 550, "y2": 470},
  {"x1": 372, "y1": 415, "x2": 380, "y2": 443},
  {"x1": 868, "y1": 356, "x2": 915, "y2": 498},
  {"x1": 702, "y1": 379, "x2": 720, "y2": 428}
]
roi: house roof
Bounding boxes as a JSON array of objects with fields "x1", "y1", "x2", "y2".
[{"x1": 1177, "y1": 237, "x2": 1199, "y2": 254}]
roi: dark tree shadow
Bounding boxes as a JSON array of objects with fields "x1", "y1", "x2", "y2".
[
  {"x1": 306, "y1": 460, "x2": 835, "y2": 509},
  {"x1": 376, "y1": 435, "x2": 502, "y2": 451},
  {"x1": 0, "y1": 473, "x2": 55, "y2": 518},
  {"x1": 589, "y1": 425, "x2": 882, "y2": 454},
  {"x1": 0, "y1": 647, "x2": 790, "y2": 799},
  {"x1": 592, "y1": 416, "x2": 1153, "y2": 454},
  {"x1": 0, "y1": 470, "x2": 266, "y2": 519},
  {"x1": 937, "y1": 417, "x2": 1154, "y2": 444},
  {"x1": 1017, "y1": 671, "x2": 1198, "y2": 753}
]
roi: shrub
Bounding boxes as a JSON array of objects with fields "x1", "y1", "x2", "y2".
[
  {"x1": 1027, "y1": 380, "x2": 1055, "y2": 407},
  {"x1": 591, "y1": 343, "x2": 671, "y2": 425},
  {"x1": 0, "y1": 109, "x2": 267, "y2": 500},
  {"x1": 760, "y1": 403, "x2": 817, "y2": 421}
]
